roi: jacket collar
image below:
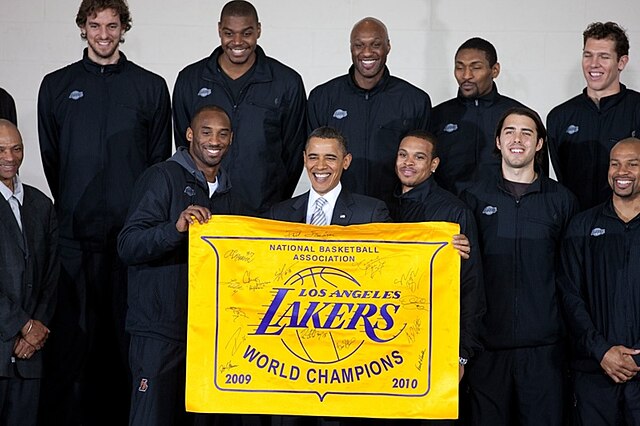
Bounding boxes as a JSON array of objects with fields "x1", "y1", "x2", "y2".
[
  {"x1": 603, "y1": 197, "x2": 640, "y2": 224},
  {"x1": 581, "y1": 83, "x2": 629, "y2": 112},
  {"x1": 168, "y1": 147, "x2": 233, "y2": 194},
  {"x1": 346, "y1": 65, "x2": 391, "y2": 96},
  {"x1": 81, "y1": 48, "x2": 127, "y2": 75},
  {"x1": 456, "y1": 82, "x2": 500, "y2": 107},
  {"x1": 394, "y1": 176, "x2": 437, "y2": 203},
  {"x1": 496, "y1": 167, "x2": 544, "y2": 196},
  {"x1": 204, "y1": 45, "x2": 272, "y2": 84}
]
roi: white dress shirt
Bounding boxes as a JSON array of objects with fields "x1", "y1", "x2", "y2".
[{"x1": 306, "y1": 182, "x2": 342, "y2": 225}]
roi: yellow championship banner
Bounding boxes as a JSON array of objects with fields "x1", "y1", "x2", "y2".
[{"x1": 186, "y1": 215, "x2": 460, "y2": 419}]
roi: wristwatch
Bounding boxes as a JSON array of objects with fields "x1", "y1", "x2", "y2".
[{"x1": 459, "y1": 357, "x2": 468, "y2": 366}]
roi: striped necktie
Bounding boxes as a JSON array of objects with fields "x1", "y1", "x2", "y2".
[{"x1": 310, "y1": 197, "x2": 328, "y2": 226}]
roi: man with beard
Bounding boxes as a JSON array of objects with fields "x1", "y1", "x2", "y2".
[
  {"x1": 392, "y1": 130, "x2": 483, "y2": 379},
  {"x1": 173, "y1": 0, "x2": 307, "y2": 216},
  {"x1": 430, "y1": 38, "x2": 528, "y2": 195},
  {"x1": 119, "y1": 105, "x2": 248, "y2": 426},
  {"x1": 307, "y1": 17, "x2": 431, "y2": 208},
  {"x1": 461, "y1": 108, "x2": 578, "y2": 425},
  {"x1": 37, "y1": 0, "x2": 172, "y2": 423},
  {"x1": 548, "y1": 22, "x2": 640, "y2": 211},
  {"x1": 391, "y1": 130, "x2": 484, "y2": 426},
  {"x1": 560, "y1": 138, "x2": 640, "y2": 424}
]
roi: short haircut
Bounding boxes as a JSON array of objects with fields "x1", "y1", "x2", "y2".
[
  {"x1": 495, "y1": 107, "x2": 547, "y2": 167},
  {"x1": 613, "y1": 137, "x2": 640, "y2": 154},
  {"x1": 0, "y1": 118, "x2": 22, "y2": 142},
  {"x1": 76, "y1": 0, "x2": 132, "y2": 33},
  {"x1": 401, "y1": 130, "x2": 438, "y2": 157},
  {"x1": 351, "y1": 17, "x2": 390, "y2": 43},
  {"x1": 190, "y1": 105, "x2": 231, "y2": 129},
  {"x1": 306, "y1": 126, "x2": 348, "y2": 155},
  {"x1": 583, "y1": 21, "x2": 629, "y2": 60},
  {"x1": 456, "y1": 37, "x2": 498, "y2": 67},
  {"x1": 220, "y1": 0, "x2": 259, "y2": 23}
]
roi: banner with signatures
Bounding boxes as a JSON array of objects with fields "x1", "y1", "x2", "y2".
[{"x1": 186, "y1": 215, "x2": 460, "y2": 419}]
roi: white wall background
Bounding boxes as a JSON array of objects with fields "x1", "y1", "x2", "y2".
[{"x1": 1, "y1": 0, "x2": 639, "y2": 197}]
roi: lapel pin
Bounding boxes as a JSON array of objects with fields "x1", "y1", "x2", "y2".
[{"x1": 340, "y1": 214, "x2": 346, "y2": 219}]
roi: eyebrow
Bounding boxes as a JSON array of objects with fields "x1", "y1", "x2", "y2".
[
  {"x1": 503, "y1": 126, "x2": 534, "y2": 132},
  {"x1": 455, "y1": 60, "x2": 484, "y2": 65},
  {"x1": 221, "y1": 26, "x2": 255, "y2": 32}
]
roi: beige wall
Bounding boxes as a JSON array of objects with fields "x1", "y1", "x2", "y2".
[{"x1": 1, "y1": 0, "x2": 639, "y2": 195}]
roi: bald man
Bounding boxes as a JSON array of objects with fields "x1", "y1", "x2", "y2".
[
  {"x1": 308, "y1": 17, "x2": 431, "y2": 209},
  {"x1": 560, "y1": 138, "x2": 640, "y2": 424},
  {"x1": 0, "y1": 120, "x2": 59, "y2": 426}
]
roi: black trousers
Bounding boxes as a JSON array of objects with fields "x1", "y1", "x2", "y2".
[
  {"x1": 572, "y1": 370, "x2": 640, "y2": 425},
  {"x1": 0, "y1": 374, "x2": 40, "y2": 426},
  {"x1": 38, "y1": 245, "x2": 130, "y2": 426},
  {"x1": 467, "y1": 344, "x2": 564, "y2": 426}
]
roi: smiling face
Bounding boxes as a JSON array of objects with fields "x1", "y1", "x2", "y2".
[
  {"x1": 608, "y1": 140, "x2": 640, "y2": 201},
  {"x1": 0, "y1": 122, "x2": 24, "y2": 192},
  {"x1": 81, "y1": 8, "x2": 124, "y2": 65},
  {"x1": 218, "y1": 14, "x2": 260, "y2": 73},
  {"x1": 396, "y1": 136, "x2": 440, "y2": 193},
  {"x1": 350, "y1": 18, "x2": 390, "y2": 90},
  {"x1": 455, "y1": 48, "x2": 499, "y2": 98},
  {"x1": 496, "y1": 113, "x2": 543, "y2": 172},
  {"x1": 304, "y1": 137, "x2": 352, "y2": 196},
  {"x1": 582, "y1": 37, "x2": 628, "y2": 100},
  {"x1": 187, "y1": 109, "x2": 233, "y2": 182}
]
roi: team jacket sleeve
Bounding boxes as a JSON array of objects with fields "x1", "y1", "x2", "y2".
[
  {"x1": 417, "y1": 92, "x2": 432, "y2": 132},
  {"x1": 558, "y1": 222, "x2": 611, "y2": 363},
  {"x1": 118, "y1": 167, "x2": 186, "y2": 265},
  {"x1": 281, "y1": 75, "x2": 308, "y2": 198},
  {"x1": 33, "y1": 202, "x2": 60, "y2": 326},
  {"x1": 459, "y1": 210, "x2": 485, "y2": 359},
  {"x1": 172, "y1": 72, "x2": 191, "y2": 150},
  {"x1": 37, "y1": 78, "x2": 61, "y2": 201},
  {"x1": 147, "y1": 79, "x2": 172, "y2": 165},
  {"x1": 307, "y1": 87, "x2": 325, "y2": 135},
  {"x1": 546, "y1": 113, "x2": 564, "y2": 183}
]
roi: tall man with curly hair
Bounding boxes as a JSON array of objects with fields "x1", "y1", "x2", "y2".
[{"x1": 37, "y1": 1, "x2": 172, "y2": 424}]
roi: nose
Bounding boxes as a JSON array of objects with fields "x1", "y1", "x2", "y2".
[
  {"x1": 618, "y1": 163, "x2": 629, "y2": 174},
  {"x1": 98, "y1": 25, "x2": 109, "y2": 39},
  {"x1": 233, "y1": 33, "x2": 243, "y2": 44},
  {"x1": 585, "y1": 55, "x2": 598, "y2": 68},
  {"x1": 462, "y1": 66, "x2": 473, "y2": 80}
]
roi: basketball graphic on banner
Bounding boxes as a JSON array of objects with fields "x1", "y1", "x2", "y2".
[{"x1": 280, "y1": 266, "x2": 365, "y2": 364}]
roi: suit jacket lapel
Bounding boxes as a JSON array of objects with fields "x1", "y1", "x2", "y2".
[
  {"x1": 0, "y1": 196, "x2": 25, "y2": 253},
  {"x1": 331, "y1": 189, "x2": 353, "y2": 225},
  {"x1": 291, "y1": 192, "x2": 309, "y2": 224}
]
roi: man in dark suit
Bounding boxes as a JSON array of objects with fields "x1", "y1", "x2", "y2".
[
  {"x1": 269, "y1": 126, "x2": 391, "y2": 225},
  {"x1": 0, "y1": 119, "x2": 59, "y2": 426},
  {"x1": 268, "y1": 126, "x2": 389, "y2": 426}
]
